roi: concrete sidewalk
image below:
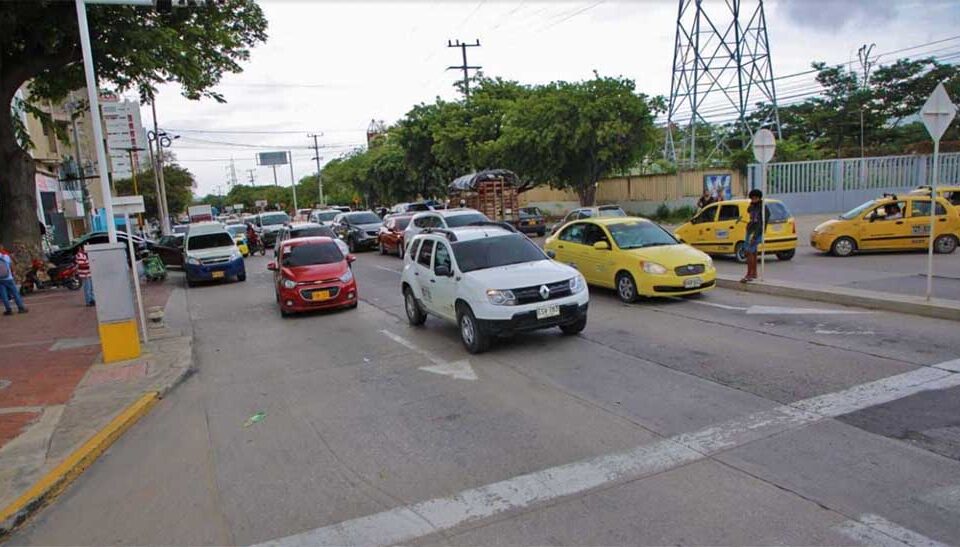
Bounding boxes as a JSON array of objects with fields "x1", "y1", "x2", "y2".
[{"x1": 0, "y1": 280, "x2": 193, "y2": 537}]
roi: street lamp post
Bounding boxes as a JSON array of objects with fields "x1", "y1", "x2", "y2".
[{"x1": 147, "y1": 126, "x2": 178, "y2": 234}]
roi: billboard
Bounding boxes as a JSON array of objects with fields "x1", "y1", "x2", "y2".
[{"x1": 257, "y1": 151, "x2": 288, "y2": 166}]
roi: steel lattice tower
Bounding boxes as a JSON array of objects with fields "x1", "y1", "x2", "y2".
[{"x1": 665, "y1": 0, "x2": 781, "y2": 167}]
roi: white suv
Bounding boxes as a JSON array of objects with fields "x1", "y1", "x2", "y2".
[
  {"x1": 403, "y1": 208, "x2": 489, "y2": 248},
  {"x1": 401, "y1": 224, "x2": 589, "y2": 353}
]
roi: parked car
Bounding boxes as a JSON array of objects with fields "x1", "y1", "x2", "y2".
[
  {"x1": 333, "y1": 211, "x2": 384, "y2": 253},
  {"x1": 309, "y1": 209, "x2": 342, "y2": 226},
  {"x1": 549, "y1": 205, "x2": 627, "y2": 235},
  {"x1": 401, "y1": 223, "x2": 589, "y2": 353},
  {"x1": 403, "y1": 208, "x2": 489, "y2": 247},
  {"x1": 811, "y1": 194, "x2": 959, "y2": 256},
  {"x1": 183, "y1": 222, "x2": 246, "y2": 286},
  {"x1": 378, "y1": 214, "x2": 414, "y2": 257},
  {"x1": 252, "y1": 211, "x2": 291, "y2": 247},
  {"x1": 545, "y1": 217, "x2": 715, "y2": 302},
  {"x1": 154, "y1": 234, "x2": 185, "y2": 267},
  {"x1": 52, "y1": 230, "x2": 150, "y2": 264},
  {"x1": 224, "y1": 224, "x2": 251, "y2": 257},
  {"x1": 268, "y1": 237, "x2": 358, "y2": 316},
  {"x1": 516, "y1": 206, "x2": 547, "y2": 236},
  {"x1": 274, "y1": 222, "x2": 349, "y2": 257},
  {"x1": 674, "y1": 199, "x2": 797, "y2": 262}
]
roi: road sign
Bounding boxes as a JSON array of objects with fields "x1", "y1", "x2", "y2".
[
  {"x1": 112, "y1": 195, "x2": 145, "y2": 215},
  {"x1": 233, "y1": 203, "x2": 244, "y2": 211},
  {"x1": 752, "y1": 128, "x2": 776, "y2": 164},
  {"x1": 921, "y1": 82, "x2": 957, "y2": 142},
  {"x1": 257, "y1": 151, "x2": 288, "y2": 166},
  {"x1": 255, "y1": 199, "x2": 267, "y2": 208}
]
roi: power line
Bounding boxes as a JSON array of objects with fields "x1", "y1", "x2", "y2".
[{"x1": 164, "y1": 127, "x2": 364, "y2": 135}]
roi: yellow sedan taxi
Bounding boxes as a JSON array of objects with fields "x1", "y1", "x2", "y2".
[
  {"x1": 811, "y1": 194, "x2": 960, "y2": 256},
  {"x1": 674, "y1": 198, "x2": 798, "y2": 262},
  {"x1": 225, "y1": 225, "x2": 251, "y2": 257},
  {"x1": 543, "y1": 217, "x2": 716, "y2": 302}
]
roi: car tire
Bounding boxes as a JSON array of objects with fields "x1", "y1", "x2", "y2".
[
  {"x1": 403, "y1": 286, "x2": 427, "y2": 326},
  {"x1": 734, "y1": 242, "x2": 748, "y2": 263},
  {"x1": 186, "y1": 278, "x2": 196, "y2": 288},
  {"x1": 559, "y1": 316, "x2": 587, "y2": 336},
  {"x1": 775, "y1": 249, "x2": 796, "y2": 261},
  {"x1": 830, "y1": 236, "x2": 856, "y2": 257},
  {"x1": 537, "y1": 230, "x2": 546, "y2": 237},
  {"x1": 457, "y1": 304, "x2": 489, "y2": 354},
  {"x1": 237, "y1": 272, "x2": 246, "y2": 282},
  {"x1": 934, "y1": 234, "x2": 958, "y2": 254},
  {"x1": 616, "y1": 271, "x2": 638, "y2": 304},
  {"x1": 280, "y1": 307, "x2": 290, "y2": 318}
]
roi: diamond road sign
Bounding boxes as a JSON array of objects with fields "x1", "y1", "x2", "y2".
[{"x1": 921, "y1": 82, "x2": 957, "y2": 142}]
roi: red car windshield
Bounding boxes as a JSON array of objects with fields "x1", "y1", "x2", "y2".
[{"x1": 282, "y1": 242, "x2": 343, "y2": 267}]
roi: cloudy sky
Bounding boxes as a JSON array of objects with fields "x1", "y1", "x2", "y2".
[{"x1": 140, "y1": 0, "x2": 960, "y2": 198}]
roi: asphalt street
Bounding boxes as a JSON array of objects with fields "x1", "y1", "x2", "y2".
[{"x1": 10, "y1": 249, "x2": 960, "y2": 546}]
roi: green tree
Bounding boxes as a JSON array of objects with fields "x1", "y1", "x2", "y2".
[
  {"x1": 113, "y1": 161, "x2": 195, "y2": 220},
  {"x1": 1, "y1": 0, "x2": 267, "y2": 252}
]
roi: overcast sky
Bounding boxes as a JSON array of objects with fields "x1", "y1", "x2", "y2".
[{"x1": 139, "y1": 0, "x2": 960, "y2": 199}]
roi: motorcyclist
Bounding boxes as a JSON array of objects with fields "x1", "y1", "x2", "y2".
[{"x1": 246, "y1": 222, "x2": 261, "y2": 250}]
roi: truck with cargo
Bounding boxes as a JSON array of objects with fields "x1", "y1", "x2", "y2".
[
  {"x1": 447, "y1": 169, "x2": 519, "y2": 225},
  {"x1": 188, "y1": 204, "x2": 214, "y2": 223}
]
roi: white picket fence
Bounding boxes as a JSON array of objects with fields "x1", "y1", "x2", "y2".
[{"x1": 747, "y1": 152, "x2": 960, "y2": 214}]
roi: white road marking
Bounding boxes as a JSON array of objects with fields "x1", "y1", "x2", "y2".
[
  {"x1": 835, "y1": 514, "x2": 950, "y2": 547},
  {"x1": 380, "y1": 330, "x2": 477, "y2": 381},
  {"x1": 814, "y1": 329, "x2": 876, "y2": 335},
  {"x1": 373, "y1": 265, "x2": 401, "y2": 275},
  {"x1": 256, "y1": 364, "x2": 960, "y2": 547},
  {"x1": 932, "y1": 358, "x2": 960, "y2": 372},
  {"x1": 746, "y1": 305, "x2": 871, "y2": 315},
  {"x1": 685, "y1": 299, "x2": 747, "y2": 311}
]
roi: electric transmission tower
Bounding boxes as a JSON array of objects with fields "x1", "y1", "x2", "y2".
[{"x1": 664, "y1": 0, "x2": 781, "y2": 168}]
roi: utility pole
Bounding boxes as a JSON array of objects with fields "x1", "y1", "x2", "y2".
[
  {"x1": 447, "y1": 39, "x2": 481, "y2": 99},
  {"x1": 308, "y1": 133, "x2": 324, "y2": 206},
  {"x1": 246, "y1": 168, "x2": 256, "y2": 186},
  {"x1": 150, "y1": 98, "x2": 171, "y2": 235},
  {"x1": 857, "y1": 43, "x2": 876, "y2": 163}
]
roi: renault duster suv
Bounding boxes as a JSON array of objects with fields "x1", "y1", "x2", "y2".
[{"x1": 400, "y1": 224, "x2": 589, "y2": 353}]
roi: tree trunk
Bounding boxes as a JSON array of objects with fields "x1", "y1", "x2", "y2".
[
  {"x1": 0, "y1": 94, "x2": 42, "y2": 282},
  {"x1": 577, "y1": 182, "x2": 597, "y2": 206}
]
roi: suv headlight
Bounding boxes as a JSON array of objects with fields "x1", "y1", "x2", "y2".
[
  {"x1": 486, "y1": 289, "x2": 517, "y2": 306},
  {"x1": 186, "y1": 256, "x2": 201, "y2": 266},
  {"x1": 282, "y1": 278, "x2": 297, "y2": 289},
  {"x1": 229, "y1": 248, "x2": 242, "y2": 260},
  {"x1": 569, "y1": 274, "x2": 586, "y2": 294},
  {"x1": 339, "y1": 269, "x2": 353, "y2": 283},
  {"x1": 641, "y1": 261, "x2": 668, "y2": 275}
]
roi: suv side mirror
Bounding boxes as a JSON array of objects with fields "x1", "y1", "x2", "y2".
[
  {"x1": 593, "y1": 241, "x2": 610, "y2": 251},
  {"x1": 267, "y1": 261, "x2": 277, "y2": 271},
  {"x1": 435, "y1": 264, "x2": 451, "y2": 277}
]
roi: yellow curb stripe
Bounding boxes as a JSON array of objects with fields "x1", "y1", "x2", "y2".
[{"x1": 0, "y1": 392, "x2": 159, "y2": 533}]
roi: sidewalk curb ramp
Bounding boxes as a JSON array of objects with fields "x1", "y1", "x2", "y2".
[
  {"x1": 0, "y1": 336, "x2": 194, "y2": 539},
  {"x1": 717, "y1": 275, "x2": 960, "y2": 321}
]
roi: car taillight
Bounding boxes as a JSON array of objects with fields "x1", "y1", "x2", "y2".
[{"x1": 792, "y1": 222, "x2": 796, "y2": 234}]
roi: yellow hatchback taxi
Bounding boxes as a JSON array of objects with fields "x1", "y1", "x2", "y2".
[
  {"x1": 811, "y1": 194, "x2": 960, "y2": 256},
  {"x1": 543, "y1": 217, "x2": 716, "y2": 303},
  {"x1": 674, "y1": 199, "x2": 798, "y2": 262}
]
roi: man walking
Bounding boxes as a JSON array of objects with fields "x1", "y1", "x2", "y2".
[
  {"x1": 0, "y1": 247, "x2": 28, "y2": 315},
  {"x1": 741, "y1": 189, "x2": 764, "y2": 283},
  {"x1": 76, "y1": 245, "x2": 94, "y2": 306}
]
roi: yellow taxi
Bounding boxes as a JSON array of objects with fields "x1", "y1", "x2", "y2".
[
  {"x1": 225, "y1": 224, "x2": 250, "y2": 257},
  {"x1": 811, "y1": 194, "x2": 960, "y2": 256},
  {"x1": 543, "y1": 217, "x2": 716, "y2": 302},
  {"x1": 674, "y1": 199, "x2": 798, "y2": 262}
]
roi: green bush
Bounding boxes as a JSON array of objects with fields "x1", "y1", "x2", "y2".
[{"x1": 654, "y1": 203, "x2": 670, "y2": 221}]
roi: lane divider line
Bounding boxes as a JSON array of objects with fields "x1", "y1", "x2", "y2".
[{"x1": 835, "y1": 513, "x2": 950, "y2": 547}]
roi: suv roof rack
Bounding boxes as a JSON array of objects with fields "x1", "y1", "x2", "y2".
[
  {"x1": 419, "y1": 228, "x2": 458, "y2": 241},
  {"x1": 466, "y1": 220, "x2": 518, "y2": 233}
]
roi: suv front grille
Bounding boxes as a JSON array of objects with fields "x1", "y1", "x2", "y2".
[
  {"x1": 201, "y1": 256, "x2": 230, "y2": 265},
  {"x1": 513, "y1": 280, "x2": 571, "y2": 305},
  {"x1": 675, "y1": 264, "x2": 705, "y2": 276}
]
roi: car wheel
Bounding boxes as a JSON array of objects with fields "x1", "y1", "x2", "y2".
[
  {"x1": 457, "y1": 304, "x2": 489, "y2": 354},
  {"x1": 830, "y1": 236, "x2": 856, "y2": 257},
  {"x1": 237, "y1": 272, "x2": 246, "y2": 282},
  {"x1": 734, "y1": 242, "x2": 748, "y2": 263},
  {"x1": 186, "y1": 278, "x2": 196, "y2": 288},
  {"x1": 616, "y1": 271, "x2": 638, "y2": 303},
  {"x1": 403, "y1": 286, "x2": 426, "y2": 326},
  {"x1": 559, "y1": 316, "x2": 587, "y2": 336},
  {"x1": 934, "y1": 234, "x2": 958, "y2": 254},
  {"x1": 775, "y1": 249, "x2": 796, "y2": 261},
  {"x1": 280, "y1": 307, "x2": 290, "y2": 318},
  {"x1": 538, "y1": 230, "x2": 546, "y2": 237}
]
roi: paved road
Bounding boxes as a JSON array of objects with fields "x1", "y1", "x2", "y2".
[{"x1": 11, "y1": 249, "x2": 960, "y2": 546}]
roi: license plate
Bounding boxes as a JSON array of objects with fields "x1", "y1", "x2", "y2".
[
  {"x1": 683, "y1": 277, "x2": 702, "y2": 289},
  {"x1": 770, "y1": 224, "x2": 782, "y2": 232},
  {"x1": 536, "y1": 305, "x2": 560, "y2": 320},
  {"x1": 211, "y1": 271, "x2": 225, "y2": 279},
  {"x1": 310, "y1": 290, "x2": 331, "y2": 301}
]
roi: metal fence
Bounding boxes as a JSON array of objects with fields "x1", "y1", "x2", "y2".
[{"x1": 748, "y1": 152, "x2": 960, "y2": 214}]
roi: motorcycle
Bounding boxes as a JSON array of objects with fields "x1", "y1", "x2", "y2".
[{"x1": 22, "y1": 258, "x2": 81, "y2": 294}]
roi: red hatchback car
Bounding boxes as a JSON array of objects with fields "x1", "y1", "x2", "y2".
[
  {"x1": 268, "y1": 237, "x2": 358, "y2": 316},
  {"x1": 378, "y1": 214, "x2": 414, "y2": 257}
]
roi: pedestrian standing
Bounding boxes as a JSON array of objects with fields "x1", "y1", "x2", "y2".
[
  {"x1": 697, "y1": 189, "x2": 716, "y2": 210},
  {"x1": 0, "y1": 246, "x2": 28, "y2": 315},
  {"x1": 76, "y1": 245, "x2": 95, "y2": 306},
  {"x1": 741, "y1": 189, "x2": 764, "y2": 283}
]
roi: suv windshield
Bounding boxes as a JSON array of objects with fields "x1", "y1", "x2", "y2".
[
  {"x1": 599, "y1": 207, "x2": 627, "y2": 217},
  {"x1": 260, "y1": 213, "x2": 289, "y2": 226},
  {"x1": 407, "y1": 203, "x2": 431, "y2": 212},
  {"x1": 346, "y1": 212, "x2": 381, "y2": 225},
  {"x1": 519, "y1": 207, "x2": 542, "y2": 218},
  {"x1": 841, "y1": 201, "x2": 876, "y2": 220},
  {"x1": 290, "y1": 226, "x2": 336, "y2": 239},
  {"x1": 452, "y1": 234, "x2": 547, "y2": 273},
  {"x1": 607, "y1": 221, "x2": 677, "y2": 249},
  {"x1": 188, "y1": 232, "x2": 234, "y2": 250},
  {"x1": 313, "y1": 210, "x2": 339, "y2": 222},
  {"x1": 444, "y1": 212, "x2": 487, "y2": 227},
  {"x1": 393, "y1": 217, "x2": 412, "y2": 229},
  {"x1": 283, "y1": 242, "x2": 343, "y2": 267}
]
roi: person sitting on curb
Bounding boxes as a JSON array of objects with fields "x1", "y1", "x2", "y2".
[{"x1": 0, "y1": 246, "x2": 28, "y2": 315}]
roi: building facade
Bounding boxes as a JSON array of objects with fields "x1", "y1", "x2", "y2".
[{"x1": 100, "y1": 91, "x2": 149, "y2": 181}]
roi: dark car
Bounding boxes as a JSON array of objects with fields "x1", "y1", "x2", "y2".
[
  {"x1": 378, "y1": 214, "x2": 414, "y2": 257},
  {"x1": 51, "y1": 231, "x2": 151, "y2": 264},
  {"x1": 516, "y1": 207, "x2": 547, "y2": 236},
  {"x1": 255, "y1": 211, "x2": 291, "y2": 246},
  {"x1": 333, "y1": 211, "x2": 384, "y2": 253},
  {"x1": 154, "y1": 234, "x2": 185, "y2": 267}
]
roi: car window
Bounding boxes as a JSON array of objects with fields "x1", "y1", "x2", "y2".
[
  {"x1": 559, "y1": 223, "x2": 586, "y2": 244},
  {"x1": 841, "y1": 200, "x2": 876, "y2": 220},
  {"x1": 417, "y1": 239, "x2": 435, "y2": 267},
  {"x1": 583, "y1": 224, "x2": 609, "y2": 246},
  {"x1": 452, "y1": 234, "x2": 547, "y2": 273},
  {"x1": 692, "y1": 205, "x2": 718, "y2": 224},
  {"x1": 578, "y1": 209, "x2": 594, "y2": 219},
  {"x1": 187, "y1": 233, "x2": 233, "y2": 250},
  {"x1": 765, "y1": 202, "x2": 791, "y2": 223},
  {"x1": 563, "y1": 211, "x2": 578, "y2": 223},
  {"x1": 290, "y1": 226, "x2": 335, "y2": 238},
  {"x1": 413, "y1": 216, "x2": 428, "y2": 228},
  {"x1": 394, "y1": 217, "x2": 412, "y2": 230},
  {"x1": 718, "y1": 204, "x2": 740, "y2": 222},
  {"x1": 260, "y1": 213, "x2": 289, "y2": 226},
  {"x1": 345, "y1": 212, "x2": 381, "y2": 224},
  {"x1": 444, "y1": 212, "x2": 487, "y2": 228},
  {"x1": 598, "y1": 207, "x2": 627, "y2": 217},
  {"x1": 282, "y1": 242, "x2": 343, "y2": 266},
  {"x1": 871, "y1": 201, "x2": 906, "y2": 221},
  {"x1": 434, "y1": 243, "x2": 452, "y2": 274},
  {"x1": 313, "y1": 210, "x2": 339, "y2": 222},
  {"x1": 608, "y1": 221, "x2": 678, "y2": 249},
  {"x1": 910, "y1": 200, "x2": 947, "y2": 217}
]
